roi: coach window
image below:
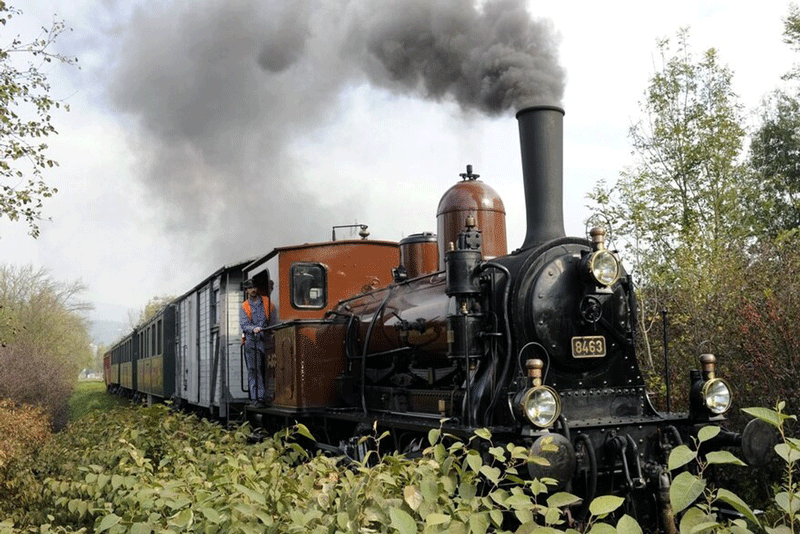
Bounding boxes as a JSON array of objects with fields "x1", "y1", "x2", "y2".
[
  {"x1": 291, "y1": 263, "x2": 327, "y2": 309},
  {"x1": 211, "y1": 289, "x2": 219, "y2": 325},
  {"x1": 157, "y1": 320, "x2": 163, "y2": 355}
]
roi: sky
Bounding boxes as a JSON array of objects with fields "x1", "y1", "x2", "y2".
[{"x1": 1, "y1": 0, "x2": 796, "y2": 333}]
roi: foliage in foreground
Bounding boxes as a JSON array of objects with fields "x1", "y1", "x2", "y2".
[
  {"x1": 661, "y1": 402, "x2": 800, "y2": 534},
  {"x1": 0, "y1": 399, "x2": 49, "y2": 469},
  {"x1": 1, "y1": 403, "x2": 799, "y2": 533},
  {"x1": 0, "y1": 404, "x2": 638, "y2": 534}
]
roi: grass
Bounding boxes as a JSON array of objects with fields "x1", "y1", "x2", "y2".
[{"x1": 67, "y1": 379, "x2": 129, "y2": 422}]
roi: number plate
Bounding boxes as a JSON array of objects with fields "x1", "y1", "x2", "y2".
[{"x1": 571, "y1": 336, "x2": 606, "y2": 358}]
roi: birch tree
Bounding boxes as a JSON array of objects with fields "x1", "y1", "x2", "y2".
[{"x1": 0, "y1": 2, "x2": 76, "y2": 237}]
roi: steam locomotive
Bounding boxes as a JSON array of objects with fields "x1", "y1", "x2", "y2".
[{"x1": 105, "y1": 105, "x2": 770, "y2": 529}]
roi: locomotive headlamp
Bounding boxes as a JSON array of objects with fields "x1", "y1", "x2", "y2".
[
  {"x1": 520, "y1": 385, "x2": 561, "y2": 428},
  {"x1": 690, "y1": 354, "x2": 734, "y2": 419},
  {"x1": 588, "y1": 250, "x2": 621, "y2": 287},
  {"x1": 702, "y1": 378, "x2": 732, "y2": 414},
  {"x1": 583, "y1": 227, "x2": 621, "y2": 287}
]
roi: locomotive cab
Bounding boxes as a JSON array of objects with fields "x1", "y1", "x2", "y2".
[{"x1": 244, "y1": 239, "x2": 400, "y2": 411}]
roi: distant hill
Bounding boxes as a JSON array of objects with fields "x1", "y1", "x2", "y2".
[
  {"x1": 89, "y1": 319, "x2": 128, "y2": 347},
  {"x1": 86, "y1": 301, "x2": 134, "y2": 347}
]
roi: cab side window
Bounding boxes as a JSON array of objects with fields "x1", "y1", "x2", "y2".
[{"x1": 291, "y1": 263, "x2": 327, "y2": 309}]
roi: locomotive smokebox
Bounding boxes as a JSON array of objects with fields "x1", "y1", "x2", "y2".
[{"x1": 516, "y1": 106, "x2": 566, "y2": 249}]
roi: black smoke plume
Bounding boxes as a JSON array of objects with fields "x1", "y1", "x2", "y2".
[
  {"x1": 344, "y1": 0, "x2": 563, "y2": 113},
  {"x1": 109, "y1": 0, "x2": 563, "y2": 267}
]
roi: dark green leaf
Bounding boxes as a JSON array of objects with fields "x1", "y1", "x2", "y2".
[
  {"x1": 295, "y1": 423, "x2": 315, "y2": 441},
  {"x1": 546, "y1": 492, "x2": 582, "y2": 509},
  {"x1": 474, "y1": 428, "x2": 492, "y2": 441},
  {"x1": 96, "y1": 514, "x2": 122, "y2": 533},
  {"x1": 705, "y1": 450, "x2": 746, "y2": 466},
  {"x1": 679, "y1": 507, "x2": 710, "y2": 534},
  {"x1": 697, "y1": 426, "x2": 720, "y2": 443}
]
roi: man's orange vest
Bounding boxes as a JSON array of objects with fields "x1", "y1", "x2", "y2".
[{"x1": 242, "y1": 296, "x2": 272, "y2": 321}]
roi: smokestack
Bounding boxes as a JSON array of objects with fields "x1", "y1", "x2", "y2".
[{"x1": 516, "y1": 105, "x2": 565, "y2": 249}]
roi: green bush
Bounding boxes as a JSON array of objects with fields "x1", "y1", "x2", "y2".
[
  {"x1": 4, "y1": 402, "x2": 800, "y2": 533},
  {"x1": 0, "y1": 405, "x2": 642, "y2": 533},
  {"x1": 0, "y1": 265, "x2": 94, "y2": 430}
]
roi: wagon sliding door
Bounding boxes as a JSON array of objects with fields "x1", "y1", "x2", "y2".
[
  {"x1": 224, "y1": 277, "x2": 249, "y2": 406},
  {"x1": 177, "y1": 294, "x2": 199, "y2": 404}
]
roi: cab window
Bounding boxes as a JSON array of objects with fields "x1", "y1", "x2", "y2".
[{"x1": 291, "y1": 263, "x2": 327, "y2": 309}]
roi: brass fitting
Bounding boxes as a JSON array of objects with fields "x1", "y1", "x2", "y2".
[
  {"x1": 590, "y1": 227, "x2": 607, "y2": 251},
  {"x1": 526, "y1": 358, "x2": 544, "y2": 387},
  {"x1": 699, "y1": 354, "x2": 716, "y2": 380}
]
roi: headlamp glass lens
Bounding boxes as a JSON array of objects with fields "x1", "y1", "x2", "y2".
[
  {"x1": 524, "y1": 387, "x2": 560, "y2": 427},
  {"x1": 590, "y1": 251, "x2": 620, "y2": 286},
  {"x1": 703, "y1": 378, "x2": 732, "y2": 414}
]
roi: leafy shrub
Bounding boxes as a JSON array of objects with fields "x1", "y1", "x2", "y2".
[
  {"x1": 0, "y1": 401, "x2": 51, "y2": 532},
  {"x1": 0, "y1": 399, "x2": 50, "y2": 468},
  {"x1": 0, "y1": 265, "x2": 93, "y2": 430},
  {"x1": 13, "y1": 401, "x2": 800, "y2": 533},
  {"x1": 661, "y1": 402, "x2": 800, "y2": 534},
  {"x1": 0, "y1": 405, "x2": 642, "y2": 533}
]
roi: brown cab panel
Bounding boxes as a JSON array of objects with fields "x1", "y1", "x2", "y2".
[
  {"x1": 273, "y1": 321, "x2": 346, "y2": 409},
  {"x1": 277, "y1": 240, "x2": 399, "y2": 321}
]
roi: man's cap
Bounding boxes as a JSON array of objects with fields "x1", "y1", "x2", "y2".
[{"x1": 243, "y1": 279, "x2": 255, "y2": 289}]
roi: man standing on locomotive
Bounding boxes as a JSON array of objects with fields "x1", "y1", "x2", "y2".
[{"x1": 240, "y1": 278, "x2": 277, "y2": 407}]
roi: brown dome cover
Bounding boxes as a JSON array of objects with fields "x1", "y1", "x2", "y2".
[
  {"x1": 436, "y1": 177, "x2": 507, "y2": 269},
  {"x1": 399, "y1": 232, "x2": 439, "y2": 278}
]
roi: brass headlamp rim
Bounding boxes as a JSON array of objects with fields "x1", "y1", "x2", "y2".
[
  {"x1": 586, "y1": 250, "x2": 621, "y2": 287},
  {"x1": 701, "y1": 377, "x2": 733, "y2": 415},
  {"x1": 519, "y1": 385, "x2": 562, "y2": 428}
]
